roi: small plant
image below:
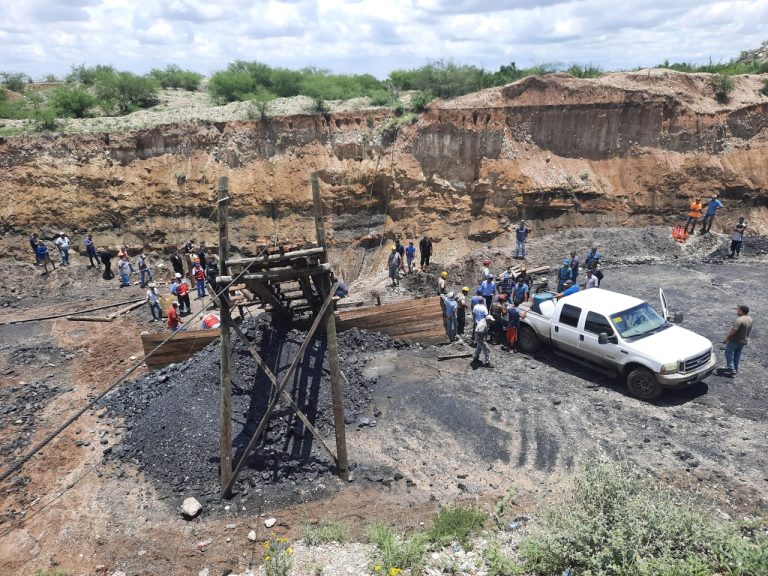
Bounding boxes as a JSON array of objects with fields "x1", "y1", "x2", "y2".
[
  {"x1": 175, "y1": 171, "x2": 186, "y2": 185},
  {"x1": 34, "y1": 107, "x2": 59, "y2": 132},
  {"x1": 564, "y1": 174, "x2": 576, "y2": 189},
  {"x1": 409, "y1": 90, "x2": 434, "y2": 113},
  {"x1": 427, "y1": 506, "x2": 487, "y2": 548},
  {"x1": 302, "y1": 518, "x2": 349, "y2": 546},
  {"x1": 366, "y1": 523, "x2": 427, "y2": 575},
  {"x1": 711, "y1": 73, "x2": 735, "y2": 102},
  {"x1": 483, "y1": 539, "x2": 524, "y2": 576},
  {"x1": 312, "y1": 97, "x2": 328, "y2": 114},
  {"x1": 366, "y1": 116, "x2": 375, "y2": 128},
  {"x1": 263, "y1": 535, "x2": 294, "y2": 576}
]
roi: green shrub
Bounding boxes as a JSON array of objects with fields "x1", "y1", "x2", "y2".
[
  {"x1": 148, "y1": 65, "x2": 202, "y2": 91},
  {"x1": 51, "y1": 86, "x2": 96, "y2": 118},
  {"x1": 409, "y1": 91, "x2": 434, "y2": 113},
  {"x1": 567, "y1": 63, "x2": 603, "y2": 78},
  {"x1": 246, "y1": 89, "x2": 276, "y2": 121},
  {"x1": 95, "y1": 71, "x2": 159, "y2": 114},
  {"x1": 518, "y1": 457, "x2": 768, "y2": 576},
  {"x1": 427, "y1": 506, "x2": 487, "y2": 548},
  {"x1": 369, "y1": 90, "x2": 394, "y2": 106},
  {"x1": 712, "y1": 73, "x2": 736, "y2": 102},
  {"x1": 262, "y1": 536, "x2": 293, "y2": 576},
  {"x1": 66, "y1": 64, "x2": 116, "y2": 86},
  {"x1": 1, "y1": 71, "x2": 29, "y2": 93},
  {"x1": 34, "y1": 107, "x2": 59, "y2": 131},
  {"x1": 483, "y1": 539, "x2": 524, "y2": 576},
  {"x1": 301, "y1": 519, "x2": 349, "y2": 546},
  {"x1": 208, "y1": 70, "x2": 254, "y2": 103},
  {"x1": 366, "y1": 523, "x2": 427, "y2": 574}
]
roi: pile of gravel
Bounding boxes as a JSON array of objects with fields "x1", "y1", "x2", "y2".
[{"x1": 101, "y1": 314, "x2": 414, "y2": 509}]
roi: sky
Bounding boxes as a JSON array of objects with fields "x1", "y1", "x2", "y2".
[{"x1": 1, "y1": 0, "x2": 767, "y2": 80}]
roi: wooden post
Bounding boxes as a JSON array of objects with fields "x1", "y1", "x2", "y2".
[
  {"x1": 218, "y1": 176, "x2": 233, "y2": 497},
  {"x1": 311, "y1": 172, "x2": 349, "y2": 481}
]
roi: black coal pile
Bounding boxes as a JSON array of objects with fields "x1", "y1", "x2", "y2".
[
  {"x1": 101, "y1": 314, "x2": 415, "y2": 510},
  {"x1": 0, "y1": 380, "x2": 66, "y2": 456}
]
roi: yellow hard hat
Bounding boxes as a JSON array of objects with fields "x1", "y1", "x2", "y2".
[
  {"x1": 462, "y1": 286, "x2": 469, "y2": 292},
  {"x1": 440, "y1": 271, "x2": 448, "y2": 278},
  {"x1": 391, "y1": 245, "x2": 396, "y2": 251}
]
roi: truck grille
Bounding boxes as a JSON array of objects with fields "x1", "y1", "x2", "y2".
[{"x1": 682, "y1": 350, "x2": 711, "y2": 373}]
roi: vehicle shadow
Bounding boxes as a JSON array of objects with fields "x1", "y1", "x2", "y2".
[{"x1": 533, "y1": 349, "x2": 709, "y2": 406}]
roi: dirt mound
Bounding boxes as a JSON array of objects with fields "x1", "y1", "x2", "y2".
[{"x1": 100, "y1": 315, "x2": 415, "y2": 512}]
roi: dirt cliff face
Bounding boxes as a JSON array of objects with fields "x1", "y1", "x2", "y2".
[{"x1": 2, "y1": 69, "x2": 767, "y2": 278}]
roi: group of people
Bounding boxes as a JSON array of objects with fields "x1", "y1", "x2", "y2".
[
  {"x1": 387, "y1": 236, "x2": 433, "y2": 286},
  {"x1": 436, "y1": 244, "x2": 606, "y2": 367},
  {"x1": 683, "y1": 196, "x2": 749, "y2": 258}
]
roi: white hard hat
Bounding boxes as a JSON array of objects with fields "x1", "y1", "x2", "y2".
[
  {"x1": 446, "y1": 291, "x2": 455, "y2": 299},
  {"x1": 174, "y1": 273, "x2": 182, "y2": 278}
]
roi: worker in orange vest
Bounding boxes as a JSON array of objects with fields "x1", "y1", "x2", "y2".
[
  {"x1": 177, "y1": 274, "x2": 192, "y2": 315},
  {"x1": 167, "y1": 302, "x2": 180, "y2": 331},
  {"x1": 200, "y1": 312, "x2": 221, "y2": 330},
  {"x1": 684, "y1": 198, "x2": 702, "y2": 234}
]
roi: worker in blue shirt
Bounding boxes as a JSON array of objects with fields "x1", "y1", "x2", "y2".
[
  {"x1": 557, "y1": 259, "x2": 573, "y2": 292},
  {"x1": 585, "y1": 246, "x2": 603, "y2": 282},
  {"x1": 512, "y1": 277, "x2": 529, "y2": 306},
  {"x1": 441, "y1": 292, "x2": 458, "y2": 342},
  {"x1": 498, "y1": 268, "x2": 514, "y2": 296},
  {"x1": 405, "y1": 241, "x2": 416, "y2": 273},
  {"x1": 556, "y1": 280, "x2": 580, "y2": 299},
  {"x1": 470, "y1": 288, "x2": 485, "y2": 344},
  {"x1": 480, "y1": 274, "x2": 496, "y2": 309},
  {"x1": 700, "y1": 195, "x2": 723, "y2": 234}
]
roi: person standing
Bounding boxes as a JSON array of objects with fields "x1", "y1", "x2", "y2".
[
  {"x1": 470, "y1": 288, "x2": 484, "y2": 344},
  {"x1": 388, "y1": 246, "x2": 402, "y2": 287},
  {"x1": 194, "y1": 265, "x2": 206, "y2": 299},
  {"x1": 83, "y1": 234, "x2": 100, "y2": 269},
  {"x1": 37, "y1": 242, "x2": 55, "y2": 273},
  {"x1": 684, "y1": 198, "x2": 703, "y2": 234},
  {"x1": 146, "y1": 282, "x2": 162, "y2": 322},
  {"x1": 557, "y1": 259, "x2": 573, "y2": 292},
  {"x1": 177, "y1": 273, "x2": 192, "y2": 315},
  {"x1": 729, "y1": 217, "x2": 747, "y2": 258},
  {"x1": 513, "y1": 277, "x2": 529, "y2": 306},
  {"x1": 585, "y1": 246, "x2": 603, "y2": 283},
  {"x1": 197, "y1": 242, "x2": 207, "y2": 270},
  {"x1": 405, "y1": 241, "x2": 416, "y2": 274},
  {"x1": 723, "y1": 305, "x2": 752, "y2": 376},
  {"x1": 514, "y1": 220, "x2": 530, "y2": 259},
  {"x1": 701, "y1": 195, "x2": 723, "y2": 233},
  {"x1": 98, "y1": 247, "x2": 114, "y2": 280},
  {"x1": 30, "y1": 233, "x2": 41, "y2": 265},
  {"x1": 498, "y1": 268, "x2": 514, "y2": 297},
  {"x1": 441, "y1": 292, "x2": 458, "y2": 342},
  {"x1": 118, "y1": 257, "x2": 131, "y2": 287},
  {"x1": 456, "y1": 287, "x2": 469, "y2": 336},
  {"x1": 54, "y1": 232, "x2": 70, "y2": 266},
  {"x1": 137, "y1": 253, "x2": 152, "y2": 288},
  {"x1": 585, "y1": 269, "x2": 599, "y2": 289},
  {"x1": 167, "y1": 302, "x2": 180, "y2": 332},
  {"x1": 472, "y1": 313, "x2": 493, "y2": 367},
  {"x1": 419, "y1": 236, "x2": 432, "y2": 271},
  {"x1": 570, "y1": 251, "x2": 580, "y2": 283},
  {"x1": 506, "y1": 301, "x2": 526, "y2": 352},
  {"x1": 480, "y1": 274, "x2": 496, "y2": 309},
  {"x1": 170, "y1": 250, "x2": 184, "y2": 276}
]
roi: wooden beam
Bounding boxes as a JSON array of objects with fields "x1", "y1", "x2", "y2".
[
  {"x1": 223, "y1": 282, "x2": 339, "y2": 497},
  {"x1": 106, "y1": 299, "x2": 146, "y2": 320},
  {"x1": 65, "y1": 315, "x2": 114, "y2": 323},
  {"x1": 4, "y1": 298, "x2": 143, "y2": 326},
  {"x1": 226, "y1": 247, "x2": 324, "y2": 267},
  {"x1": 339, "y1": 296, "x2": 440, "y2": 321},
  {"x1": 246, "y1": 282, "x2": 290, "y2": 318},
  {"x1": 216, "y1": 264, "x2": 331, "y2": 284},
  {"x1": 218, "y1": 176, "x2": 233, "y2": 498},
  {"x1": 438, "y1": 352, "x2": 474, "y2": 361}
]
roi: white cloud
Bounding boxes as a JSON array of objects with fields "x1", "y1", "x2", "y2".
[{"x1": 0, "y1": 0, "x2": 765, "y2": 80}]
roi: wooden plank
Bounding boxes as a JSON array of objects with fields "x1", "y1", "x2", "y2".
[
  {"x1": 216, "y1": 264, "x2": 331, "y2": 284},
  {"x1": 338, "y1": 308, "x2": 442, "y2": 330},
  {"x1": 66, "y1": 315, "x2": 114, "y2": 323},
  {"x1": 227, "y1": 247, "x2": 325, "y2": 267},
  {"x1": 336, "y1": 300, "x2": 364, "y2": 309},
  {"x1": 106, "y1": 299, "x2": 146, "y2": 320},
  {"x1": 218, "y1": 176, "x2": 233, "y2": 498},
  {"x1": 438, "y1": 353, "x2": 474, "y2": 361},
  {"x1": 246, "y1": 281, "x2": 289, "y2": 317},
  {"x1": 338, "y1": 296, "x2": 439, "y2": 321},
  {"x1": 4, "y1": 298, "x2": 143, "y2": 326}
]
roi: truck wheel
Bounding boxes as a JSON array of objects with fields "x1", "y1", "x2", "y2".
[
  {"x1": 518, "y1": 325, "x2": 541, "y2": 354},
  {"x1": 626, "y1": 367, "x2": 663, "y2": 400}
]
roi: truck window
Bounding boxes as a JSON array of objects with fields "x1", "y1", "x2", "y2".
[
  {"x1": 584, "y1": 311, "x2": 614, "y2": 335},
  {"x1": 558, "y1": 304, "x2": 581, "y2": 327}
]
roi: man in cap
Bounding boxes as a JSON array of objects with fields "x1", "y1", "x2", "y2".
[
  {"x1": 556, "y1": 279, "x2": 580, "y2": 300},
  {"x1": 54, "y1": 232, "x2": 70, "y2": 266},
  {"x1": 472, "y1": 312, "x2": 493, "y2": 367},
  {"x1": 167, "y1": 302, "x2": 180, "y2": 332},
  {"x1": 146, "y1": 282, "x2": 162, "y2": 322},
  {"x1": 118, "y1": 254, "x2": 132, "y2": 287},
  {"x1": 480, "y1": 273, "x2": 496, "y2": 309},
  {"x1": 437, "y1": 270, "x2": 448, "y2": 294},
  {"x1": 514, "y1": 220, "x2": 530, "y2": 259},
  {"x1": 481, "y1": 259, "x2": 492, "y2": 280},
  {"x1": 441, "y1": 291, "x2": 458, "y2": 342},
  {"x1": 456, "y1": 287, "x2": 469, "y2": 336},
  {"x1": 557, "y1": 259, "x2": 573, "y2": 292},
  {"x1": 722, "y1": 305, "x2": 752, "y2": 376},
  {"x1": 405, "y1": 241, "x2": 416, "y2": 274},
  {"x1": 700, "y1": 195, "x2": 723, "y2": 234},
  {"x1": 388, "y1": 245, "x2": 402, "y2": 286},
  {"x1": 470, "y1": 287, "x2": 484, "y2": 343},
  {"x1": 729, "y1": 217, "x2": 747, "y2": 258},
  {"x1": 684, "y1": 198, "x2": 703, "y2": 234}
]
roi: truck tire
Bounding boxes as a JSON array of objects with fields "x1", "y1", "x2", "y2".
[
  {"x1": 518, "y1": 325, "x2": 542, "y2": 354},
  {"x1": 626, "y1": 367, "x2": 663, "y2": 400}
]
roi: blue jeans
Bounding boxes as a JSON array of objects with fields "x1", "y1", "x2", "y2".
[
  {"x1": 149, "y1": 302, "x2": 162, "y2": 321},
  {"x1": 724, "y1": 341, "x2": 745, "y2": 372},
  {"x1": 446, "y1": 315, "x2": 457, "y2": 340},
  {"x1": 121, "y1": 272, "x2": 130, "y2": 286},
  {"x1": 140, "y1": 268, "x2": 152, "y2": 287},
  {"x1": 515, "y1": 240, "x2": 526, "y2": 258},
  {"x1": 60, "y1": 248, "x2": 69, "y2": 265},
  {"x1": 197, "y1": 281, "x2": 206, "y2": 298}
]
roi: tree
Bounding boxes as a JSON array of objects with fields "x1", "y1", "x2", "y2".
[
  {"x1": 95, "y1": 71, "x2": 159, "y2": 114},
  {"x1": 148, "y1": 65, "x2": 203, "y2": 91},
  {"x1": 1, "y1": 71, "x2": 29, "y2": 93},
  {"x1": 66, "y1": 64, "x2": 117, "y2": 86},
  {"x1": 51, "y1": 85, "x2": 97, "y2": 118}
]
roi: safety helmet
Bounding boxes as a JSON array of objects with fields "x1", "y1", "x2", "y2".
[
  {"x1": 462, "y1": 286, "x2": 469, "y2": 293},
  {"x1": 174, "y1": 272, "x2": 182, "y2": 278},
  {"x1": 563, "y1": 259, "x2": 570, "y2": 266},
  {"x1": 447, "y1": 291, "x2": 455, "y2": 299},
  {"x1": 391, "y1": 245, "x2": 396, "y2": 251},
  {"x1": 440, "y1": 271, "x2": 448, "y2": 278},
  {"x1": 487, "y1": 273, "x2": 494, "y2": 279}
]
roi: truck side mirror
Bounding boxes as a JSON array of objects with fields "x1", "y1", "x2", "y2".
[
  {"x1": 598, "y1": 333, "x2": 608, "y2": 345},
  {"x1": 673, "y1": 311, "x2": 684, "y2": 323}
]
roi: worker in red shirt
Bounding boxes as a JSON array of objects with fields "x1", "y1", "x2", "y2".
[
  {"x1": 200, "y1": 311, "x2": 221, "y2": 330},
  {"x1": 194, "y1": 265, "x2": 207, "y2": 299},
  {"x1": 177, "y1": 274, "x2": 192, "y2": 315},
  {"x1": 167, "y1": 302, "x2": 180, "y2": 331}
]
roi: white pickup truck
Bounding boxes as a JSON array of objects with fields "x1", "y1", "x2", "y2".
[{"x1": 517, "y1": 288, "x2": 716, "y2": 399}]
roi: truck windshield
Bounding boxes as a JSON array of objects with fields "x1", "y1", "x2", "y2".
[{"x1": 609, "y1": 303, "x2": 669, "y2": 340}]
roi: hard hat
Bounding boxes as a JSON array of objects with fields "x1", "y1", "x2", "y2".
[
  {"x1": 485, "y1": 315, "x2": 495, "y2": 322},
  {"x1": 440, "y1": 271, "x2": 448, "y2": 278},
  {"x1": 447, "y1": 291, "x2": 455, "y2": 299},
  {"x1": 563, "y1": 259, "x2": 570, "y2": 266},
  {"x1": 175, "y1": 272, "x2": 182, "y2": 278},
  {"x1": 487, "y1": 273, "x2": 494, "y2": 279},
  {"x1": 462, "y1": 286, "x2": 469, "y2": 292},
  {"x1": 391, "y1": 245, "x2": 396, "y2": 251},
  {"x1": 482, "y1": 259, "x2": 491, "y2": 265}
]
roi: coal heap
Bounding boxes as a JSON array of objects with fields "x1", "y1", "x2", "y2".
[{"x1": 101, "y1": 314, "x2": 414, "y2": 509}]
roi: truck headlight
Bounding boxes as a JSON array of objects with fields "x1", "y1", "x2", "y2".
[{"x1": 660, "y1": 362, "x2": 679, "y2": 375}]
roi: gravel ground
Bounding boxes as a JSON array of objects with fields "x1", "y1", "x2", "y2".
[{"x1": 101, "y1": 316, "x2": 416, "y2": 514}]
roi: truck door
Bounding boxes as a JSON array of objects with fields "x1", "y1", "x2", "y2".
[
  {"x1": 553, "y1": 303, "x2": 583, "y2": 354},
  {"x1": 580, "y1": 311, "x2": 620, "y2": 367}
]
